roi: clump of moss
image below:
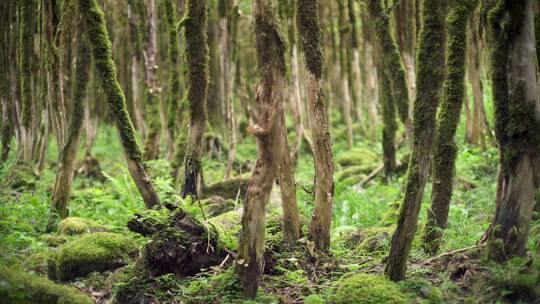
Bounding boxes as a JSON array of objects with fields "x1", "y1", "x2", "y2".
[
  {"x1": 0, "y1": 264, "x2": 92, "y2": 304},
  {"x1": 202, "y1": 175, "x2": 250, "y2": 200},
  {"x1": 304, "y1": 294, "x2": 325, "y2": 304},
  {"x1": 40, "y1": 234, "x2": 70, "y2": 247},
  {"x1": 57, "y1": 217, "x2": 105, "y2": 235},
  {"x1": 340, "y1": 226, "x2": 394, "y2": 254},
  {"x1": 48, "y1": 232, "x2": 138, "y2": 281},
  {"x1": 333, "y1": 273, "x2": 410, "y2": 304},
  {"x1": 336, "y1": 148, "x2": 379, "y2": 167},
  {"x1": 202, "y1": 196, "x2": 236, "y2": 217},
  {"x1": 7, "y1": 165, "x2": 36, "y2": 189},
  {"x1": 25, "y1": 251, "x2": 51, "y2": 274},
  {"x1": 399, "y1": 278, "x2": 443, "y2": 304},
  {"x1": 209, "y1": 210, "x2": 242, "y2": 251}
]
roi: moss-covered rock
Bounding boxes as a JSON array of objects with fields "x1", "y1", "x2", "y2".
[
  {"x1": 202, "y1": 175, "x2": 250, "y2": 200},
  {"x1": 399, "y1": 278, "x2": 443, "y2": 304},
  {"x1": 41, "y1": 234, "x2": 70, "y2": 247},
  {"x1": 49, "y1": 232, "x2": 138, "y2": 281},
  {"x1": 333, "y1": 273, "x2": 410, "y2": 304},
  {"x1": 202, "y1": 195, "x2": 237, "y2": 217},
  {"x1": 25, "y1": 251, "x2": 51, "y2": 274},
  {"x1": 6, "y1": 165, "x2": 36, "y2": 189},
  {"x1": 209, "y1": 209, "x2": 242, "y2": 251},
  {"x1": 341, "y1": 227, "x2": 394, "y2": 254},
  {"x1": 0, "y1": 264, "x2": 92, "y2": 304},
  {"x1": 337, "y1": 148, "x2": 379, "y2": 167},
  {"x1": 57, "y1": 217, "x2": 105, "y2": 235}
]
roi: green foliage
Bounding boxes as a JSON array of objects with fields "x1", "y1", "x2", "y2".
[{"x1": 489, "y1": 255, "x2": 540, "y2": 301}]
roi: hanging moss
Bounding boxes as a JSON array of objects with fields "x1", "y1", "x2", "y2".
[
  {"x1": 297, "y1": 0, "x2": 324, "y2": 78},
  {"x1": 366, "y1": 0, "x2": 410, "y2": 127},
  {"x1": 79, "y1": 0, "x2": 143, "y2": 161},
  {"x1": 421, "y1": 0, "x2": 477, "y2": 255}
]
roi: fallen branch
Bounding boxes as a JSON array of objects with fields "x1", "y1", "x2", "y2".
[{"x1": 421, "y1": 244, "x2": 481, "y2": 265}]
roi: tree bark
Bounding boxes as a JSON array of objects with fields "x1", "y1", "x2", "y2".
[
  {"x1": 421, "y1": 0, "x2": 476, "y2": 255},
  {"x1": 181, "y1": 0, "x2": 209, "y2": 199},
  {"x1": 385, "y1": 0, "x2": 447, "y2": 281},
  {"x1": 298, "y1": 0, "x2": 335, "y2": 252},
  {"x1": 79, "y1": 0, "x2": 161, "y2": 209},
  {"x1": 483, "y1": 0, "x2": 540, "y2": 261},
  {"x1": 379, "y1": 69, "x2": 397, "y2": 179},
  {"x1": 236, "y1": 0, "x2": 286, "y2": 298}
]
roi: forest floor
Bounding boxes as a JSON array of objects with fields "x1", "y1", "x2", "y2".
[{"x1": 1, "y1": 117, "x2": 540, "y2": 303}]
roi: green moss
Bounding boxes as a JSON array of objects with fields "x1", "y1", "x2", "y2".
[
  {"x1": 25, "y1": 251, "x2": 51, "y2": 274},
  {"x1": 399, "y1": 278, "x2": 443, "y2": 304},
  {"x1": 297, "y1": 0, "x2": 324, "y2": 78},
  {"x1": 19, "y1": 0, "x2": 33, "y2": 129},
  {"x1": 40, "y1": 234, "x2": 70, "y2": 247},
  {"x1": 202, "y1": 174, "x2": 250, "y2": 199},
  {"x1": 209, "y1": 210, "x2": 242, "y2": 251},
  {"x1": 0, "y1": 264, "x2": 92, "y2": 304},
  {"x1": 57, "y1": 217, "x2": 105, "y2": 235},
  {"x1": 79, "y1": 0, "x2": 143, "y2": 160},
  {"x1": 7, "y1": 165, "x2": 36, "y2": 189},
  {"x1": 50, "y1": 232, "x2": 138, "y2": 281},
  {"x1": 304, "y1": 294, "x2": 326, "y2": 304},
  {"x1": 163, "y1": 0, "x2": 181, "y2": 133},
  {"x1": 336, "y1": 148, "x2": 379, "y2": 167},
  {"x1": 333, "y1": 273, "x2": 410, "y2": 304}
]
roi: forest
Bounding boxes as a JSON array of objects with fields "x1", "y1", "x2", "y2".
[{"x1": 0, "y1": 0, "x2": 539, "y2": 303}]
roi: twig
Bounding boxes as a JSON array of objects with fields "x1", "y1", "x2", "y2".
[{"x1": 422, "y1": 244, "x2": 481, "y2": 265}]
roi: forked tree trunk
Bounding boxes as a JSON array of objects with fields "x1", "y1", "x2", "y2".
[
  {"x1": 142, "y1": 0, "x2": 162, "y2": 161},
  {"x1": 236, "y1": 0, "x2": 286, "y2": 297},
  {"x1": 79, "y1": 0, "x2": 161, "y2": 209},
  {"x1": 484, "y1": 0, "x2": 540, "y2": 261},
  {"x1": 297, "y1": 0, "x2": 335, "y2": 252},
  {"x1": 181, "y1": 0, "x2": 209, "y2": 199},
  {"x1": 386, "y1": 0, "x2": 447, "y2": 282},
  {"x1": 421, "y1": 0, "x2": 475, "y2": 255},
  {"x1": 365, "y1": 0, "x2": 412, "y2": 140},
  {"x1": 49, "y1": 31, "x2": 91, "y2": 227}
]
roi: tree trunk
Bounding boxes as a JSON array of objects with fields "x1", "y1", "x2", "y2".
[
  {"x1": 128, "y1": 0, "x2": 146, "y2": 139},
  {"x1": 393, "y1": 0, "x2": 417, "y2": 101},
  {"x1": 49, "y1": 31, "x2": 91, "y2": 227},
  {"x1": 337, "y1": 0, "x2": 354, "y2": 148},
  {"x1": 421, "y1": 0, "x2": 475, "y2": 255},
  {"x1": 79, "y1": 0, "x2": 161, "y2": 209},
  {"x1": 298, "y1": 0, "x2": 335, "y2": 252},
  {"x1": 236, "y1": 0, "x2": 286, "y2": 298},
  {"x1": 181, "y1": 0, "x2": 209, "y2": 199},
  {"x1": 484, "y1": 0, "x2": 540, "y2": 261},
  {"x1": 142, "y1": 0, "x2": 162, "y2": 161},
  {"x1": 379, "y1": 69, "x2": 397, "y2": 179},
  {"x1": 366, "y1": 0, "x2": 412, "y2": 139},
  {"x1": 385, "y1": 0, "x2": 447, "y2": 282}
]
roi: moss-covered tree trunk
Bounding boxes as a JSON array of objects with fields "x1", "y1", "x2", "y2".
[
  {"x1": 393, "y1": 0, "x2": 417, "y2": 101},
  {"x1": 79, "y1": 0, "x2": 161, "y2": 209},
  {"x1": 50, "y1": 30, "x2": 91, "y2": 226},
  {"x1": 142, "y1": 0, "x2": 162, "y2": 161},
  {"x1": 163, "y1": 0, "x2": 181, "y2": 160},
  {"x1": 385, "y1": 0, "x2": 447, "y2": 281},
  {"x1": 421, "y1": 0, "x2": 476, "y2": 255},
  {"x1": 379, "y1": 69, "x2": 397, "y2": 179},
  {"x1": 298, "y1": 0, "x2": 335, "y2": 252},
  {"x1": 484, "y1": 0, "x2": 540, "y2": 260},
  {"x1": 365, "y1": 0, "x2": 412, "y2": 140},
  {"x1": 180, "y1": 0, "x2": 209, "y2": 199},
  {"x1": 236, "y1": 0, "x2": 286, "y2": 297},
  {"x1": 0, "y1": 1, "x2": 13, "y2": 164},
  {"x1": 18, "y1": 0, "x2": 35, "y2": 165}
]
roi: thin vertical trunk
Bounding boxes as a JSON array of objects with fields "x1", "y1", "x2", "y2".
[
  {"x1": 337, "y1": 0, "x2": 354, "y2": 148},
  {"x1": 143, "y1": 0, "x2": 162, "y2": 161},
  {"x1": 164, "y1": 0, "x2": 180, "y2": 160},
  {"x1": 236, "y1": 0, "x2": 286, "y2": 297},
  {"x1": 128, "y1": 0, "x2": 146, "y2": 139},
  {"x1": 386, "y1": 0, "x2": 447, "y2": 282},
  {"x1": 379, "y1": 69, "x2": 397, "y2": 179},
  {"x1": 393, "y1": 0, "x2": 417, "y2": 101},
  {"x1": 484, "y1": 0, "x2": 540, "y2": 261},
  {"x1": 421, "y1": 0, "x2": 475, "y2": 255},
  {"x1": 79, "y1": 0, "x2": 161, "y2": 209},
  {"x1": 362, "y1": 13, "x2": 379, "y2": 141},
  {"x1": 298, "y1": 0, "x2": 335, "y2": 252},
  {"x1": 49, "y1": 30, "x2": 90, "y2": 227},
  {"x1": 181, "y1": 0, "x2": 209, "y2": 199},
  {"x1": 0, "y1": 1, "x2": 13, "y2": 164}
]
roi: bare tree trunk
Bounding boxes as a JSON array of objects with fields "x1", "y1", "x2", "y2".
[
  {"x1": 181, "y1": 0, "x2": 209, "y2": 199},
  {"x1": 298, "y1": 0, "x2": 335, "y2": 252},
  {"x1": 363, "y1": 27, "x2": 379, "y2": 141},
  {"x1": 290, "y1": 44, "x2": 304, "y2": 163},
  {"x1": 379, "y1": 70, "x2": 397, "y2": 179},
  {"x1": 49, "y1": 32, "x2": 90, "y2": 227},
  {"x1": 386, "y1": 0, "x2": 447, "y2": 282},
  {"x1": 80, "y1": 0, "x2": 161, "y2": 209},
  {"x1": 128, "y1": 0, "x2": 146, "y2": 139},
  {"x1": 236, "y1": 0, "x2": 285, "y2": 297},
  {"x1": 393, "y1": 0, "x2": 417, "y2": 101},
  {"x1": 142, "y1": 0, "x2": 162, "y2": 161},
  {"x1": 279, "y1": 112, "x2": 301, "y2": 244},
  {"x1": 484, "y1": 0, "x2": 540, "y2": 261},
  {"x1": 338, "y1": 0, "x2": 354, "y2": 148}
]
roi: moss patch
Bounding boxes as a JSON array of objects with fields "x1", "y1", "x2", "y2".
[
  {"x1": 333, "y1": 273, "x2": 410, "y2": 304},
  {"x1": 0, "y1": 264, "x2": 92, "y2": 304},
  {"x1": 57, "y1": 217, "x2": 105, "y2": 235},
  {"x1": 49, "y1": 232, "x2": 138, "y2": 281},
  {"x1": 202, "y1": 175, "x2": 250, "y2": 200},
  {"x1": 336, "y1": 148, "x2": 379, "y2": 167}
]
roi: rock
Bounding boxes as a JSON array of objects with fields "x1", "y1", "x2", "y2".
[
  {"x1": 0, "y1": 264, "x2": 92, "y2": 304},
  {"x1": 48, "y1": 232, "x2": 138, "y2": 281},
  {"x1": 336, "y1": 148, "x2": 379, "y2": 167},
  {"x1": 203, "y1": 175, "x2": 250, "y2": 200},
  {"x1": 333, "y1": 273, "x2": 409, "y2": 304},
  {"x1": 57, "y1": 217, "x2": 106, "y2": 235}
]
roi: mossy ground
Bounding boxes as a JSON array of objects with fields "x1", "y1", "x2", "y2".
[{"x1": 0, "y1": 97, "x2": 537, "y2": 303}]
